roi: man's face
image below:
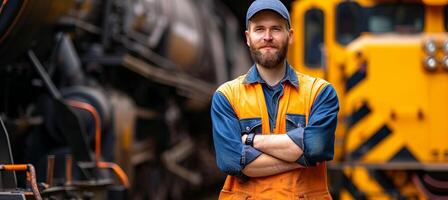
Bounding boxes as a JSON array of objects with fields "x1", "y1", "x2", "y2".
[{"x1": 246, "y1": 10, "x2": 293, "y2": 69}]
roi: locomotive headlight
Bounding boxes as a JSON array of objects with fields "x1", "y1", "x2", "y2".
[
  {"x1": 442, "y1": 56, "x2": 448, "y2": 70},
  {"x1": 424, "y1": 39, "x2": 437, "y2": 55},
  {"x1": 443, "y1": 40, "x2": 448, "y2": 53},
  {"x1": 424, "y1": 56, "x2": 438, "y2": 71}
]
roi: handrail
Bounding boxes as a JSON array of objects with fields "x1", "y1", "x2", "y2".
[
  {"x1": 0, "y1": 164, "x2": 42, "y2": 200},
  {"x1": 67, "y1": 100, "x2": 101, "y2": 165},
  {"x1": 67, "y1": 100, "x2": 129, "y2": 188}
]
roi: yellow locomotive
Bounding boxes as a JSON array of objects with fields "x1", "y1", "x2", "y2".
[{"x1": 289, "y1": 0, "x2": 448, "y2": 199}]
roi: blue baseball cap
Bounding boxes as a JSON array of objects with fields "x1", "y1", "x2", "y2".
[{"x1": 246, "y1": 0, "x2": 291, "y2": 29}]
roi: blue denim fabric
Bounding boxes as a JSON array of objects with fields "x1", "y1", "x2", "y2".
[
  {"x1": 239, "y1": 118, "x2": 262, "y2": 134},
  {"x1": 285, "y1": 114, "x2": 306, "y2": 131},
  {"x1": 211, "y1": 92, "x2": 261, "y2": 180},
  {"x1": 263, "y1": 84, "x2": 283, "y2": 131},
  {"x1": 286, "y1": 84, "x2": 339, "y2": 166},
  {"x1": 243, "y1": 64, "x2": 299, "y2": 88}
]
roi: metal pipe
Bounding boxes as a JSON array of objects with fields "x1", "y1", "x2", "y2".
[
  {"x1": 0, "y1": 164, "x2": 43, "y2": 200},
  {"x1": 65, "y1": 154, "x2": 72, "y2": 185},
  {"x1": 97, "y1": 161, "x2": 130, "y2": 188},
  {"x1": 27, "y1": 50, "x2": 62, "y2": 100},
  {"x1": 66, "y1": 100, "x2": 102, "y2": 165},
  {"x1": 46, "y1": 155, "x2": 55, "y2": 186}
]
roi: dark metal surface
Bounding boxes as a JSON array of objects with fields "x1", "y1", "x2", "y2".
[
  {"x1": 0, "y1": 192, "x2": 25, "y2": 200},
  {"x1": 0, "y1": 118, "x2": 17, "y2": 189},
  {"x1": 28, "y1": 49, "x2": 92, "y2": 163},
  {"x1": 52, "y1": 98, "x2": 93, "y2": 163},
  {"x1": 0, "y1": 0, "x2": 74, "y2": 65},
  {"x1": 122, "y1": 54, "x2": 215, "y2": 103},
  {"x1": 27, "y1": 50, "x2": 62, "y2": 100}
]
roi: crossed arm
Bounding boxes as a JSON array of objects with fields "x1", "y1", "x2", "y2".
[
  {"x1": 211, "y1": 85, "x2": 338, "y2": 179},
  {"x1": 241, "y1": 134, "x2": 304, "y2": 177},
  {"x1": 241, "y1": 153, "x2": 302, "y2": 177}
]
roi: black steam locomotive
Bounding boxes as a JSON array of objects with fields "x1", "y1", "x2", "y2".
[{"x1": 0, "y1": 0, "x2": 250, "y2": 199}]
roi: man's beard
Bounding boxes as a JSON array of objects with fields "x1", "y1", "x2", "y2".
[{"x1": 249, "y1": 39, "x2": 288, "y2": 69}]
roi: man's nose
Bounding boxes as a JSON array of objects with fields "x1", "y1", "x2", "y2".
[{"x1": 263, "y1": 30, "x2": 273, "y2": 41}]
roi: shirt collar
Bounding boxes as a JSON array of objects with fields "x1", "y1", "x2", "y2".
[{"x1": 243, "y1": 63, "x2": 299, "y2": 88}]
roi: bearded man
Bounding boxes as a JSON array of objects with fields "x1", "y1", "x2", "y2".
[{"x1": 211, "y1": 0, "x2": 339, "y2": 199}]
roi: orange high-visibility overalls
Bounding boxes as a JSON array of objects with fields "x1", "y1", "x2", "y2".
[{"x1": 217, "y1": 71, "x2": 333, "y2": 200}]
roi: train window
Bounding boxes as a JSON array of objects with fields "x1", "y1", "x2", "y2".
[
  {"x1": 304, "y1": 8, "x2": 324, "y2": 68},
  {"x1": 335, "y1": 3, "x2": 423, "y2": 45},
  {"x1": 367, "y1": 4, "x2": 424, "y2": 33},
  {"x1": 445, "y1": 6, "x2": 448, "y2": 31},
  {"x1": 336, "y1": 2, "x2": 363, "y2": 45}
]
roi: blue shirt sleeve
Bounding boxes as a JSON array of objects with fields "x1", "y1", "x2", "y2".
[
  {"x1": 287, "y1": 84, "x2": 339, "y2": 167},
  {"x1": 211, "y1": 91, "x2": 262, "y2": 179}
]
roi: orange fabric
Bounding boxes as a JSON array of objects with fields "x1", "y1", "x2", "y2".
[{"x1": 217, "y1": 71, "x2": 332, "y2": 199}]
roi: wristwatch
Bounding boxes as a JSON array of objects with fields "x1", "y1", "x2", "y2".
[{"x1": 245, "y1": 132, "x2": 256, "y2": 147}]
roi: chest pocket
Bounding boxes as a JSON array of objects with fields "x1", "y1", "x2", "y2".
[
  {"x1": 239, "y1": 118, "x2": 262, "y2": 135},
  {"x1": 286, "y1": 114, "x2": 306, "y2": 132}
]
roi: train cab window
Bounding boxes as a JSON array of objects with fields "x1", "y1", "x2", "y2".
[
  {"x1": 304, "y1": 8, "x2": 324, "y2": 68},
  {"x1": 335, "y1": 3, "x2": 423, "y2": 45},
  {"x1": 336, "y1": 2, "x2": 363, "y2": 45},
  {"x1": 445, "y1": 6, "x2": 448, "y2": 31},
  {"x1": 367, "y1": 4, "x2": 424, "y2": 33}
]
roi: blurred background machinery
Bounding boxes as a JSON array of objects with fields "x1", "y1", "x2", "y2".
[
  {"x1": 289, "y1": 0, "x2": 448, "y2": 199},
  {"x1": 0, "y1": 0, "x2": 250, "y2": 199}
]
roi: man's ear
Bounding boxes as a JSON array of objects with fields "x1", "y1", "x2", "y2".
[
  {"x1": 288, "y1": 28, "x2": 294, "y2": 44},
  {"x1": 245, "y1": 30, "x2": 250, "y2": 47}
]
